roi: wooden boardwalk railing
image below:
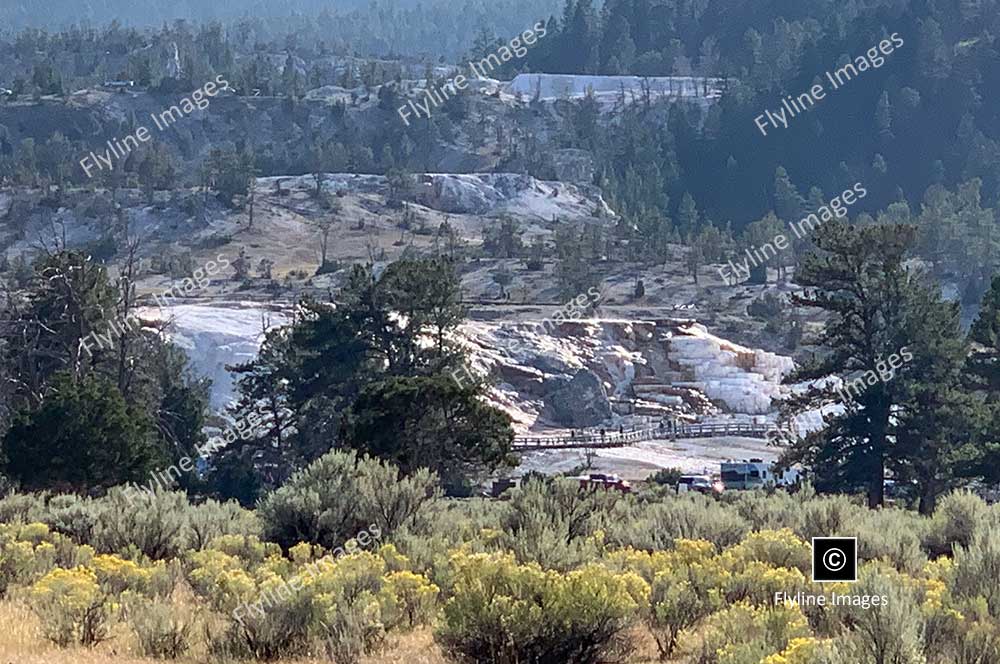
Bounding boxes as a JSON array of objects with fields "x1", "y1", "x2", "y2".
[{"x1": 512, "y1": 422, "x2": 773, "y2": 451}]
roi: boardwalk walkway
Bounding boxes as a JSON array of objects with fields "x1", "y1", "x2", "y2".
[{"x1": 513, "y1": 421, "x2": 772, "y2": 451}]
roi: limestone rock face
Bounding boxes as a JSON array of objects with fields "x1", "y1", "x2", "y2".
[
  {"x1": 429, "y1": 175, "x2": 504, "y2": 214},
  {"x1": 144, "y1": 306, "x2": 796, "y2": 436},
  {"x1": 543, "y1": 369, "x2": 612, "y2": 427},
  {"x1": 457, "y1": 318, "x2": 795, "y2": 432}
]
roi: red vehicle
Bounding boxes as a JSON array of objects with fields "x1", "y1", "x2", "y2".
[{"x1": 573, "y1": 473, "x2": 633, "y2": 494}]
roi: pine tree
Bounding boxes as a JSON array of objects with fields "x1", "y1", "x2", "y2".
[
  {"x1": 213, "y1": 259, "x2": 501, "y2": 500},
  {"x1": 676, "y1": 192, "x2": 699, "y2": 236},
  {"x1": 779, "y1": 222, "x2": 916, "y2": 508},
  {"x1": 3, "y1": 372, "x2": 164, "y2": 492},
  {"x1": 343, "y1": 373, "x2": 514, "y2": 493},
  {"x1": 969, "y1": 275, "x2": 1000, "y2": 394},
  {"x1": 742, "y1": 213, "x2": 789, "y2": 283},
  {"x1": 773, "y1": 166, "x2": 804, "y2": 225},
  {"x1": 893, "y1": 280, "x2": 977, "y2": 513}
]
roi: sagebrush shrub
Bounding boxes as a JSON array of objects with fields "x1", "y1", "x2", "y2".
[
  {"x1": 849, "y1": 508, "x2": 927, "y2": 573},
  {"x1": 129, "y1": 597, "x2": 193, "y2": 659},
  {"x1": 44, "y1": 493, "x2": 101, "y2": 544},
  {"x1": 728, "y1": 487, "x2": 815, "y2": 532},
  {"x1": 499, "y1": 476, "x2": 615, "y2": 569},
  {"x1": 793, "y1": 495, "x2": 863, "y2": 542},
  {"x1": 258, "y1": 450, "x2": 438, "y2": 550},
  {"x1": 833, "y1": 568, "x2": 927, "y2": 664},
  {"x1": 0, "y1": 491, "x2": 48, "y2": 524},
  {"x1": 187, "y1": 498, "x2": 260, "y2": 550},
  {"x1": 643, "y1": 495, "x2": 749, "y2": 550},
  {"x1": 953, "y1": 621, "x2": 1000, "y2": 664},
  {"x1": 924, "y1": 492, "x2": 988, "y2": 557},
  {"x1": 952, "y1": 529, "x2": 1000, "y2": 617},
  {"x1": 94, "y1": 487, "x2": 192, "y2": 560},
  {"x1": 436, "y1": 550, "x2": 647, "y2": 664}
]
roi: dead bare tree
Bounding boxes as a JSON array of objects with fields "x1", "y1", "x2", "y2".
[
  {"x1": 112, "y1": 217, "x2": 145, "y2": 393},
  {"x1": 247, "y1": 176, "x2": 257, "y2": 230},
  {"x1": 306, "y1": 216, "x2": 337, "y2": 271}
]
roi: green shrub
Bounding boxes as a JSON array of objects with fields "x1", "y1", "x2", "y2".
[
  {"x1": 27, "y1": 567, "x2": 112, "y2": 647},
  {"x1": 726, "y1": 529, "x2": 811, "y2": 573},
  {"x1": 94, "y1": 487, "x2": 192, "y2": 560},
  {"x1": 129, "y1": 597, "x2": 193, "y2": 659},
  {"x1": 258, "y1": 450, "x2": 439, "y2": 550},
  {"x1": 0, "y1": 529, "x2": 58, "y2": 596},
  {"x1": 207, "y1": 534, "x2": 276, "y2": 566},
  {"x1": 499, "y1": 477, "x2": 615, "y2": 570},
  {"x1": 924, "y1": 492, "x2": 988, "y2": 558},
  {"x1": 696, "y1": 602, "x2": 810, "y2": 664},
  {"x1": 436, "y1": 550, "x2": 647, "y2": 664},
  {"x1": 649, "y1": 467, "x2": 685, "y2": 486},
  {"x1": 382, "y1": 570, "x2": 440, "y2": 630},
  {"x1": 953, "y1": 530, "x2": 1000, "y2": 617},
  {"x1": 649, "y1": 566, "x2": 722, "y2": 658}
]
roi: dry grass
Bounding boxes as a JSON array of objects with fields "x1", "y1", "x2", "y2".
[
  {"x1": 0, "y1": 597, "x2": 673, "y2": 664},
  {"x1": 0, "y1": 596, "x2": 449, "y2": 664}
]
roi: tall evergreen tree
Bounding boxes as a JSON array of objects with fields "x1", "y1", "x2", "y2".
[
  {"x1": 893, "y1": 279, "x2": 979, "y2": 513},
  {"x1": 779, "y1": 223, "x2": 916, "y2": 507}
]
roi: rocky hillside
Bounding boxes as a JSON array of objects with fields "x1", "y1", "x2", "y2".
[
  {"x1": 145, "y1": 300, "x2": 797, "y2": 433},
  {"x1": 460, "y1": 317, "x2": 795, "y2": 433}
]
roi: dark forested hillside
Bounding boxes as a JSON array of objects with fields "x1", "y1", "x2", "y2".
[
  {"x1": 3, "y1": 0, "x2": 1000, "y2": 306},
  {"x1": 0, "y1": 0, "x2": 564, "y2": 60},
  {"x1": 522, "y1": 0, "x2": 1000, "y2": 219}
]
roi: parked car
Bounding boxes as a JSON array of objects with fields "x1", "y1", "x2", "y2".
[{"x1": 677, "y1": 474, "x2": 722, "y2": 495}]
